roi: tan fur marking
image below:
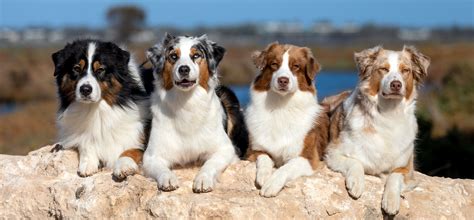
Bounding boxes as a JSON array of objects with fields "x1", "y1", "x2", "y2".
[
  {"x1": 399, "y1": 59, "x2": 415, "y2": 99},
  {"x1": 392, "y1": 154, "x2": 415, "y2": 182},
  {"x1": 92, "y1": 61, "x2": 102, "y2": 72},
  {"x1": 100, "y1": 76, "x2": 122, "y2": 105},
  {"x1": 198, "y1": 56, "x2": 210, "y2": 90},
  {"x1": 161, "y1": 61, "x2": 174, "y2": 90},
  {"x1": 119, "y1": 149, "x2": 144, "y2": 164},
  {"x1": 246, "y1": 150, "x2": 269, "y2": 162},
  {"x1": 328, "y1": 103, "x2": 345, "y2": 144},
  {"x1": 60, "y1": 74, "x2": 76, "y2": 104},
  {"x1": 300, "y1": 109, "x2": 330, "y2": 169},
  {"x1": 78, "y1": 59, "x2": 86, "y2": 70}
]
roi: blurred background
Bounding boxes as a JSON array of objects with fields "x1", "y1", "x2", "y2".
[{"x1": 0, "y1": 0, "x2": 473, "y2": 178}]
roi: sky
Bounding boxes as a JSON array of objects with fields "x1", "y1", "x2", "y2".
[{"x1": 1, "y1": 0, "x2": 473, "y2": 28}]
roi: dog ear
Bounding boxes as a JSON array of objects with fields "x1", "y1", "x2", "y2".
[
  {"x1": 251, "y1": 41, "x2": 279, "y2": 70},
  {"x1": 163, "y1": 32, "x2": 175, "y2": 47},
  {"x1": 51, "y1": 50, "x2": 63, "y2": 76},
  {"x1": 403, "y1": 45, "x2": 430, "y2": 82},
  {"x1": 197, "y1": 34, "x2": 226, "y2": 76},
  {"x1": 354, "y1": 46, "x2": 383, "y2": 79},
  {"x1": 302, "y1": 47, "x2": 321, "y2": 82},
  {"x1": 147, "y1": 33, "x2": 174, "y2": 72},
  {"x1": 104, "y1": 42, "x2": 131, "y2": 67}
]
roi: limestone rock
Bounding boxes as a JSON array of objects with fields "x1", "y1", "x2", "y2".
[{"x1": 0, "y1": 145, "x2": 473, "y2": 219}]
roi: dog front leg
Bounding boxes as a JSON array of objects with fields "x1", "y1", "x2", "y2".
[
  {"x1": 193, "y1": 144, "x2": 237, "y2": 193},
  {"x1": 260, "y1": 156, "x2": 313, "y2": 197}
]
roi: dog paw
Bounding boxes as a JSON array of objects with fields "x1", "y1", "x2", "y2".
[
  {"x1": 256, "y1": 168, "x2": 272, "y2": 188},
  {"x1": 158, "y1": 171, "x2": 179, "y2": 191},
  {"x1": 345, "y1": 171, "x2": 365, "y2": 199},
  {"x1": 113, "y1": 157, "x2": 138, "y2": 180},
  {"x1": 193, "y1": 172, "x2": 215, "y2": 193},
  {"x1": 382, "y1": 187, "x2": 401, "y2": 215},
  {"x1": 78, "y1": 160, "x2": 99, "y2": 177},
  {"x1": 260, "y1": 173, "x2": 286, "y2": 198}
]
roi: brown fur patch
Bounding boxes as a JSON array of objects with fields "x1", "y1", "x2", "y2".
[
  {"x1": 392, "y1": 154, "x2": 415, "y2": 181},
  {"x1": 219, "y1": 91, "x2": 236, "y2": 134},
  {"x1": 92, "y1": 61, "x2": 102, "y2": 72},
  {"x1": 321, "y1": 90, "x2": 351, "y2": 113},
  {"x1": 60, "y1": 74, "x2": 76, "y2": 104},
  {"x1": 161, "y1": 61, "x2": 174, "y2": 90},
  {"x1": 399, "y1": 57, "x2": 415, "y2": 99},
  {"x1": 198, "y1": 56, "x2": 210, "y2": 90},
  {"x1": 78, "y1": 59, "x2": 86, "y2": 70},
  {"x1": 120, "y1": 148, "x2": 144, "y2": 164},
  {"x1": 300, "y1": 109, "x2": 330, "y2": 169},
  {"x1": 100, "y1": 76, "x2": 122, "y2": 105},
  {"x1": 246, "y1": 149, "x2": 269, "y2": 162},
  {"x1": 328, "y1": 104, "x2": 345, "y2": 144},
  {"x1": 363, "y1": 124, "x2": 376, "y2": 134}
]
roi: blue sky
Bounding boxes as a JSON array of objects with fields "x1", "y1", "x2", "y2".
[{"x1": 1, "y1": 0, "x2": 473, "y2": 28}]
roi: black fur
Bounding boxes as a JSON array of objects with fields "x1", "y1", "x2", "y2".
[
  {"x1": 52, "y1": 39, "x2": 147, "y2": 112},
  {"x1": 215, "y1": 85, "x2": 249, "y2": 158}
]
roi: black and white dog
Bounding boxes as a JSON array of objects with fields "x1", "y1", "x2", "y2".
[
  {"x1": 143, "y1": 33, "x2": 248, "y2": 193},
  {"x1": 52, "y1": 39, "x2": 150, "y2": 179}
]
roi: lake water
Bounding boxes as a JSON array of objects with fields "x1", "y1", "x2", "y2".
[
  {"x1": 0, "y1": 71, "x2": 359, "y2": 116},
  {"x1": 229, "y1": 71, "x2": 359, "y2": 106}
]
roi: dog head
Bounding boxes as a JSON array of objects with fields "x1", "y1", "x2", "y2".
[
  {"x1": 354, "y1": 45, "x2": 430, "y2": 100},
  {"x1": 52, "y1": 39, "x2": 139, "y2": 110},
  {"x1": 251, "y1": 42, "x2": 321, "y2": 96},
  {"x1": 147, "y1": 33, "x2": 225, "y2": 91}
]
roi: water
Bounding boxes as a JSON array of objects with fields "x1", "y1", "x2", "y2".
[
  {"x1": 229, "y1": 71, "x2": 359, "y2": 106},
  {"x1": 0, "y1": 102, "x2": 19, "y2": 115}
]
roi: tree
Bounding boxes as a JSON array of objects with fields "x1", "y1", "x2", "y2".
[{"x1": 106, "y1": 5, "x2": 145, "y2": 43}]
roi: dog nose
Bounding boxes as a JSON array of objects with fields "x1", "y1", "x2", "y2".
[
  {"x1": 390, "y1": 80, "x2": 402, "y2": 92},
  {"x1": 178, "y1": 65, "x2": 190, "y2": 77},
  {"x1": 278, "y1": 77, "x2": 289, "y2": 87},
  {"x1": 80, "y1": 84, "x2": 92, "y2": 96}
]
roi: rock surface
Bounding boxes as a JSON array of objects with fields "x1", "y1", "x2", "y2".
[{"x1": 1, "y1": 145, "x2": 473, "y2": 219}]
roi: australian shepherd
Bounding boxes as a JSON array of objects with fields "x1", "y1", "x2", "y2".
[
  {"x1": 143, "y1": 33, "x2": 248, "y2": 193},
  {"x1": 245, "y1": 42, "x2": 329, "y2": 197},
  {"x1": 325, "y1": 46, "x2": 430, "y2": 215},
  {"x1": 52, "y1": 39, "x2": 150, "y2": 179}
]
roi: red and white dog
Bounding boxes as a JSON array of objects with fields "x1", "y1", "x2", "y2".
[
  {"x1": 325, "y1": 46, "x2": 430, "y2": 215},
  {"x1": 245, "y1": 42, "x2": 329, "y2": 197}
]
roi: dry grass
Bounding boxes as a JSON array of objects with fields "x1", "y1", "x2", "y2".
[{"x1": 0, "y1": 100, "x2": 57, "y2": 155}]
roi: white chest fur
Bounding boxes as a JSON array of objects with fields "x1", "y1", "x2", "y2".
[
  {"x1": 340, "y1": 94, "x2": 418, "y2": 174},
  {"x1": 246, "y1": 89, "x2": 321, "y2": 165},
  {"x1": 57, "y1": 100, "x2": 145, "y2": 167},
  {"x1": 148, "y1": 87, "x2": 232, "y2": 166}
]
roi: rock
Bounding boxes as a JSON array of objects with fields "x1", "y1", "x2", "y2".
[{"x1": 1, "y1": 145, "x2": 473, "y2": 219}]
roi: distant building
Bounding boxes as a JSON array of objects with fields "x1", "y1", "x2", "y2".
[
  {"x1": 312, "y1": 21, "x2": 334, "y2": 34},
  {"x1": 0, "y1": 28, "x2": 21, "y2": 43},
  {"x1": 398, "y1": 28, "x2": 431, "y2": 41},
  {"x1": 261, "y1": 21, "x2": 304, "y2": 34}
]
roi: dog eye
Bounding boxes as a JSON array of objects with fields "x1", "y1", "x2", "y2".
[
  {"x1": 73, "y1": 65, "x2": 82, "y2": 73},
  {"x1": 293, "y1": 64, "x2": 300, "y2": 70},
  {"x1": 270, "y1": 62, "x2": 279, "y2": 69},
  {"x1": 402, "y1": 68, "x2": 410, "y2": 73},
  {"x1": 192, "y1": 54, "x2": 201, "y2": 59},
  {"x1": 96, "y1": 67, "x2": 106, "y2": 74},
  {"x1": 169, "y1": 53, "x2": 178, "y2": 61},
  {"x1": 379, "y1": 67, "x2": 389, "y2": 72}
]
